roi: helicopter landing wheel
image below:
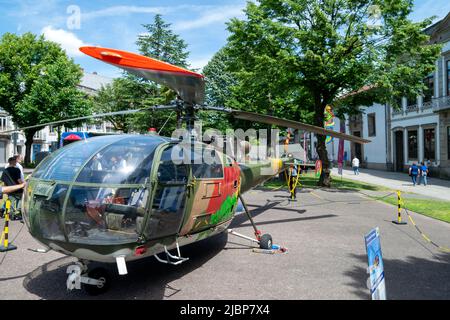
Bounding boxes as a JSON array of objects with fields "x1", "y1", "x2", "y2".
[
  {"x1": 84, "y1": 268, "x2": 110, "y2": 296},
  {"x1": 259, "y1": 234, "x2": 273, "y2": 250}
]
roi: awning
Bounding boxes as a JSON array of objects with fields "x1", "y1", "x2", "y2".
[{"x1": 64, "y1": 134, "x2": 82, "y2": 141}]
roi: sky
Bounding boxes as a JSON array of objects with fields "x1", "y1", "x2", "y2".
[{"x1": 0, "y1": 0, "x2": 449, "y2": 79}]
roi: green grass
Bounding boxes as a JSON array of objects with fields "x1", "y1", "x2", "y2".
[
  {"x1": 263, "y1": 172, "x2": 388, "y2": 192},
  {"x1": 378, "y1": 196, "x2": 450, "y2": 224},
  {"x1": 263, "y1": 172, "x2": 450, "y2": 224}
]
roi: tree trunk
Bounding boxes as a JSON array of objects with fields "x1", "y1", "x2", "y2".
[
  {"x1": 57, "y1": 126, "x2": 62, "y2": 149},
  {"x1": 314, "y1": 100, "x2": 331, "y2": 187},
  {"x1": 24, "y1": 130, "x2": 37, "y2": 165}
]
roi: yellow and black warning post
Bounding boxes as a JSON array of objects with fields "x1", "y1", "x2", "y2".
[
  {"x1": 284, "y1": 165, "x2": 300, "y2": 201},
  {"x1": 0, "y1": 199, "x2": 18, "y2": 252},
  {"x1": 392, "y1": 190, "x2": 407, "y2": 225}
]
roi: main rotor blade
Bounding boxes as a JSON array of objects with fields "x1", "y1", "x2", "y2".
[
  {"x1": 80, "y1": 46, "x2": 205, "y2": 105},
  {"x1": 0, "y1": 105, "x2": 176, "y2": 134},
  {"x1": 231, "y1": 110, "x2": 370, "y2": 144},
  {"x1": 201, "y1": 107, "x2": 370, "y2": 144}
]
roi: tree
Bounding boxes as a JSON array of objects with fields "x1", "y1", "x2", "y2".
[
  {"x1": 137, "y1": 14, "x2": 190, "y2": 68},
  {"x1": 95, "y1": 15, "x2": 191, "y2": 136},
  {"x1": 202, "y1": 47, "x2": 236, "y2": 132},
  {"x1": 204, "y1": 44, "x2": 314, "y2": 153},
  {"x1": 94, "y1": 77, "x2": 163, "y2": 133},
  {"x1": 225, "y1": 0, "x2": 441, "y2": 186},
  {"x1": 0, "y1": 32, "x2": 92, "y2": 164}
]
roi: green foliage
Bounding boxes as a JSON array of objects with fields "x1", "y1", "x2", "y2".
[
  {"x1": 94, "y1": 14, "x2": 191, "y2": 136},
  {"x1": 224, "y1": 0, "x2": 442, "y2": 185},
  {"x1": 94, "y1": 76, "x2": 164, "y2": 133},
  {"x1": 264, "y1": 172, "x2": 388, "y2": 191},
  {"x1": 137, "y1": 14, "x2": 190, "y2": 68},
  {"x1": 0, "y1": 32, "x2": 91, "y2": 163},
  {"x1": 135, "y1": 14, "x2": 191, "y2": 135}
]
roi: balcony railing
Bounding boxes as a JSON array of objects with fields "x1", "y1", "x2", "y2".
[
  {"x1": 421, "y1": 100, "x2": 433, "y2": 111},
  {"x1": 391, "y1": 108, "x2": 403, "y2": 116},
  {"x1": 405, "y1": 104, "x2": 419, "y2": 113},
  {"x1": 432, "y1": 95, "x2": 450, "y2": 112}
]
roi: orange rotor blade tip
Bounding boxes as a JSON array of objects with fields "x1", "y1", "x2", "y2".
[{"x1": 79, "y1": 46, "x2": 123, "y2": 63}]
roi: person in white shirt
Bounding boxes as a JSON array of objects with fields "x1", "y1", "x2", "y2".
[
  {"x1": 352, "y1": 157, "x2": 360, "y2": 175},
  {"x1": 14, "y1": 154, "x2": 25, "y2": 181}
]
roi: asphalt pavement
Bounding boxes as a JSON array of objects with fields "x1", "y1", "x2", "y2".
[{"x1": 0, "y1": 187, "x2": 449, "y2": 300}]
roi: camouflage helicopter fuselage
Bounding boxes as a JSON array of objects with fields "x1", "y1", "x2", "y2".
[{"x1": 22, "y1": 134, "x2": 285, "y2": 263}]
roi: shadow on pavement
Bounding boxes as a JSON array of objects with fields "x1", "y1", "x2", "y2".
[
  {"x1": 344, "y1": 252, "x2": 450, "y2": 300},
  {"x1": 230, "y1": 201, "x2": 281, "y2": 228},
  {"x1": 238, "y1": 214, "x2": 336, "y2": 228},
  {"x1": 23, "y1": 232, "x2": 228, "y2": 300}
]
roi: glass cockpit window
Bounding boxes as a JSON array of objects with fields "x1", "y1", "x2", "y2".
[
  {"x1": 76, "y1": 136, "x2": 161, "y2": 185},
  {"x1": 192, "y1": 145, "x2": 223, "y2": 179},
  {"x1": 157, "y1": 145, "x2": 188, "y2": 183},
  {"x1": 65, "y1": 185, "x2": 149, "y2": 244},
  {"x1": 33, "y1": 135, "x2": 120, "y2": 181},
  {"x1": 28, "y1": 184, "x2": 69, "y2": 241}
]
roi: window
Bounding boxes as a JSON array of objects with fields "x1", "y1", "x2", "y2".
[
  {"x1": 33, "y1": 135, "x2": 120, "y2": 181},
  {"x1": 156, "y1": 146, "x2": 188, "y2": 184},
  {"x1": 393, "y1": 97, "x2": 403, "y2": 109},
  {"x1": 407, "y1": 130, "x2": 418, "y2": 160},
  {"x1": 447, "y1": 60, "x2": 450, "y2": 96},
  {"x1": 447, "y1": 127, "x2": 450, "y2": 160},
  {"x1": 0, "y1": 117, "x2": 7, "y2": 131},
  {"x1": 367, "y1": 113, "x2": 376, "y2": 137},
  {"x1": 76, "y1": 136, "x2": 161, "y2": 184},
  {"x1": 423, "y1": 74, "x2": 434, "y2": 102},
  {"x1": 65, "y1": 186, "x2": 146, "y2": 244},
  {"x1": 407, "y1": 95, "x2": 417, "y2": 106},
  {"x1": 423, "y1": 128, "x2": 436, "y2": 161},
  {"x1": 192, "y1": 145, "x2": 223, "y2": 179}
]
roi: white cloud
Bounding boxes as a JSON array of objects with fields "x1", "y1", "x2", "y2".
[
  {"x1": 172, "y1": 6, "x2": 245, "y2": 32},
  {"x1": 41, "y1": 26, "x2": 91, "y2": 57}
]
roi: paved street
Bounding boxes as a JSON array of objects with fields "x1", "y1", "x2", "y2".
[
  {"x1": 331, "y1": 167, "x2": 450, "y2": 201},
  {"x1": 0, "y1": 187, "x2": 449, "y2": 300}
]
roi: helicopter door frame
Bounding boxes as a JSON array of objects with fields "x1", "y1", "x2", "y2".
[{"x1": 141, "y1": 142, "x2": 192, "y2": 241}]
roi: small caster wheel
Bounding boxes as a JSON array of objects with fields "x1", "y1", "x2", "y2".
[
  {"x1": 84, "y1": 268, "x2": 110, "y2": 296},
  {"x1": 259, "y1": 234, "x2": 273, "y2": 249}
]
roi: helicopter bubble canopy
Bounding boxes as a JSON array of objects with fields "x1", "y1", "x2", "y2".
[{"x1": 23, "y1": 135, "x2": 167, "y2": 245}]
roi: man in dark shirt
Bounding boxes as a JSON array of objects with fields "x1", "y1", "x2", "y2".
[
  {"x1": 1, "y1": 157, "x2": 24, "y2": 219},
  {"x1": 2, "y1": 157, "x2": 23, "y2": 186}
]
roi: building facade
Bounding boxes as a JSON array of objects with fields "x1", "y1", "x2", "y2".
[{"x1": 327, "y1": 13, "x2": 450, "y2": 180}]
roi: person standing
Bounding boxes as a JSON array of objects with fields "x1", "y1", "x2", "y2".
[
  {"x1": 288, "y1": 164, "x2": 298, "y2": 200},
  {"x1": 409, "y1": 163, "x2": 419, "y2": 186},
  {"x1": 4, "y1": 154, "x2": 25, "y2": 182},
  {"x1": 1, "y1": 157, "x2": 25, "y2": 219},
  {"x1": 14, "y1": 154, "x2": 25, "y2": 182},
  {"x1": 2, "y1": 157, "x2": 24, "y2": 185},
  {"x1": 352, "y1": 156, "x2": 360, "y2": 175},
  {"x1": 418, "y1": 161, "x2": 428, "y2": 186}
]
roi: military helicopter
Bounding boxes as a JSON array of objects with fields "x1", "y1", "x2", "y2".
[{"x1": 2, "y1": 46, "x2": 370, "y2": 295}]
